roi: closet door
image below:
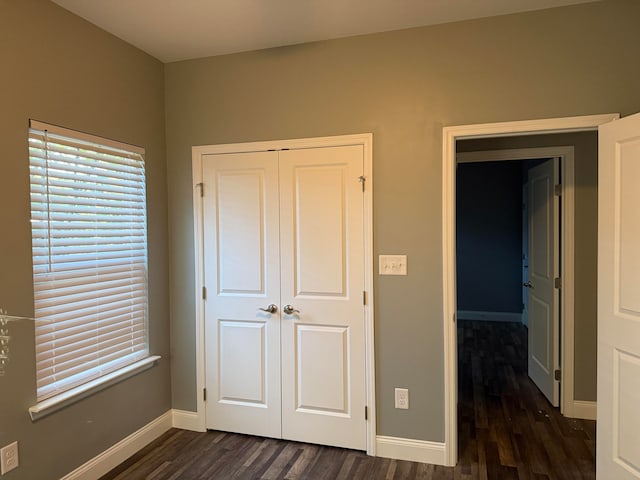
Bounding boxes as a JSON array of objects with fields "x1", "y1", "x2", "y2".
[
  {"x1": 279, "y1": 145, "x2": 366, "y2": 450},
  {"x1": 203, "y1": 151, "x2": 282, "y2": 438}
]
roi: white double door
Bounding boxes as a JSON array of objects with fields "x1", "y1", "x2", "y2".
[{"x1": 202, "y1": 145, "x2": 366, "y2": 450}]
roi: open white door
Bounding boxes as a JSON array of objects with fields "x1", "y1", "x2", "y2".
[
  {"x1": 597, "y1": 112, "x2": 640, "y2": 479},
  {"x1": 527, "y1": 158, "x2": 560, "y2": 407}
]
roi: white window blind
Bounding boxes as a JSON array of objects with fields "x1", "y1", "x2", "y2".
[{"x1": 28, "y1": 120, "x2": 149, "y2": 401}]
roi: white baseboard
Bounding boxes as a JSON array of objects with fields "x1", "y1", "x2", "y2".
[
  {"x1": 457, "y1": 310, "x2": 523, "y2": 323},
  {"x1": 172, "y1": 409, "x2": 206, "y2": 432},
  {"x1": 60, "y1": 412, "x2": 451, "y2": 478},
  {"x1": 61, "y1": 410, "x2": 173, "y2": 480},
  {"x1": 376, "y1": 435, "x2": 446, "y2": 465},
  {"x1": 567, "y1": 400, "x2": 597, "y2": 420}
]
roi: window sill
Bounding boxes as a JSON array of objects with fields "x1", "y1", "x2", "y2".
[{"x1": 29, "y1": 355, "x2": 161, "y2": 421}]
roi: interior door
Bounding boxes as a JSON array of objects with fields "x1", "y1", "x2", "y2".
[
  {"x1": 203, "y1": 151, "x2": 282, "y2": 438},
  {"x1": 527, "y1": 158, "x2": 560, "y2": 406},
  {"x1": 279, "y1": 146, "x2": 366, "y2": 450},
  {"x1": 597, "y1": 112, "x2": 640, "y2": 479}
]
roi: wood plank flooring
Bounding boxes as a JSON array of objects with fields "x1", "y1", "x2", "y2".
[
  {"x1": 456, "y1": 320, "x2": 595, "y2": 480},
  {"x1": 100, "y1": 320, "x2": 595, "y2": 479}
]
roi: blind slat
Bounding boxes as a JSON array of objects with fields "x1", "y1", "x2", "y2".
[
  {"x1": 29, "y1": 150, "x2": 142, "y2": 173},
  {"x1": 35, "y1": 293, "x2": 146, "y2": 324},
  {"x1": 37, "y1": 351, "x2": 148, "y2": 397},
  {"x1": 37, "y1": 327, "x2": 146, "y2": 366}
]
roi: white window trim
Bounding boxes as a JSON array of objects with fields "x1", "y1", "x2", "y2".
[{"x1": 29, "y1": 355, "x2": 160, "y2": 421}]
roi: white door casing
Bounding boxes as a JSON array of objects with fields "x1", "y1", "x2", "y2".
[
  {"x1": 597, "y1": 112, "x2": 640, "y2": 479},
  {"x1": 443, "y1": 114, "x2": 619, "y2": 466},
  {"x1": 527, "y1": 159, "x2": 560, "y2": 407},
  {"x1": 195, "y1": 135, "x2": 373, "y2": 452}
]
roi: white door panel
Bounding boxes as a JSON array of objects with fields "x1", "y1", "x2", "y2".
[
  {"x1": 527, "y1": 159, "x2": 560, "y2": 406},
  {"x1": 292, "y1": 165, "x2": 346, "y2": 295},
  {"x1": 598, "y1": 112, "x2": 640, "y2": 479},
  {"x1": 279, "y1": 146, "x2": 366, "y2": 450},
  {"x1": 218, "y1": 320, "x2": 266, "y2": 404},
  {"x1": 203, "y1": 151, "x2": 281, "y2": 438},
  {"x1": 295, "y1": 324, "x2": 349, "y2": 413}
]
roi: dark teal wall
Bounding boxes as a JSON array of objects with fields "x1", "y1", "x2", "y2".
[{"x1": 456, "y1": 161, "x2": 523, "y2": 314}]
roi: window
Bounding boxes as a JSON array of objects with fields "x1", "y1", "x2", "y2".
[{"x1": 28, "y1": 120, "x2": 149, "y2": 401}]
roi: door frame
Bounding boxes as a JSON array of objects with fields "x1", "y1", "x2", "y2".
[
  {"x1": 191, "y1": 133, "x2": 376, "y2": 454},
  {"x1": 457, "y1": 147, "x2": 570, "y2": 410},
  {"x1": 442, "y1": 114, "x2": 619, "y2": 466}
]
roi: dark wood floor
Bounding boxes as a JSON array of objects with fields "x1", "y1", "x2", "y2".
[
  {"x1": 456, "y1": 320, "x2": 595, "y2": 480},
  {"x1": 100, "y1": 320, "x2": 595, "y2": 479}
]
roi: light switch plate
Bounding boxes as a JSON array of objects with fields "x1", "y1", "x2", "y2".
[{"x1": 379, "y1": 255, "x2": 407, "y2": 275}]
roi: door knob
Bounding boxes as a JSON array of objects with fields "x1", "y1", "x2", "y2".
[
  {"x1": 283, "y1": 304, "x2": 300, "y2": 315},
  {"x1": 523, "y1": 281, "x2": 533, "y2": 289},
  {"x1": 258, "y1": 304, "x2": 278, "y2": 314}
]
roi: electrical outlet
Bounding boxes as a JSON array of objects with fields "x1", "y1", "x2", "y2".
[
  {"x1": 1, "y1": 441, "x2": 19, "y2": 475},
  {"x1": 395, "y1": 388, "x2": 409, "y2": 409}
]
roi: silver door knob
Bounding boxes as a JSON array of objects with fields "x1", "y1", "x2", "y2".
[
  {"x1": 283, "y1": 304, "x2": 300, "y2": 315},
  {"x1": 523, "y1": 281, "x2": 533, "y2": 289},
  {"x1": 258, "y1": 304, "x2": 278, "y2": 314}
]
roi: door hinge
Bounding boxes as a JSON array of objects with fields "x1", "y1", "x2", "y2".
[
  {"x1": 554, "y1": 184, "x2": 562, "y2": 196},
  {"x1": 365, "y1": 406, "x2": 368, "y2": 420},
  {"x1": 363, "y1": 291, "x2": 367, "y2": 306},
  {"x1": 202, "y1": 286, "x2": 207, "y2": 300},
  {"x1": 453, "y1": 312, "x2": 456, "y2": 323},
  {"x1": 196, "y1": 182, "x2": 204, "y2": 197},
  {"x1": 203, "y1": 387, "x2": 207, "y2": 401},
  {"x1": 554, "y1": 277, "x2": 561, "y2": 289},
  {"x1": 358, "y1": 175, "x2": 366, "y2": 192},
  {"x1": 554, "y1": 369, "x2": 561, "y2": 381}
]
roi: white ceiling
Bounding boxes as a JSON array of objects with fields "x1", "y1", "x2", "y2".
[{"x1": 51, "y1": 0, "x2": 600, "y2": 63}]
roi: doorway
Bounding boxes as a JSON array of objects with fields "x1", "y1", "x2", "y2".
[
  {"x1": 191, "y1": 133, "x2": 376, "y2": 454},
  {"x1": 441, "y1": 114, "x2": 618, "y2": 466},
  {"x1": 455, "y1": 150, "x2": 565, "y2": 409}
]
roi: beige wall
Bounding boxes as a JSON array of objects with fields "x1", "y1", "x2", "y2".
[
  {"x1": 0, "y1": 1, "x2": 170, "y2": 478},
  {"x1": 459, "y1": 131, "x2": 598, "y2": 402},
  {"x1": 3, "y1": 2, "x2": 637, "y2": 476},
  {"x1": 165, "y1": 0, "x2": 640, "y2": 442}
]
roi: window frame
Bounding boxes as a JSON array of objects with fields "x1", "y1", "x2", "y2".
[{"x1": 28, "y1": 120, "x2": 152, "y2": 407}]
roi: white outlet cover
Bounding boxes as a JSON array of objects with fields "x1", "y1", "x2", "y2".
[
  {"x1": 1, "y1": 441, "x2": 19, "y2": 475},
  {"x1": 394, "y1": 388, "x2": 409, "y2": 409},
  {"x1": 379, "y1": 255, "x2": 407, "y2": 275}
]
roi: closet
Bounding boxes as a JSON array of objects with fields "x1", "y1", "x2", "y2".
[{"x1": 199, "y1": 140, "x2": 367, "y2": 450}]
